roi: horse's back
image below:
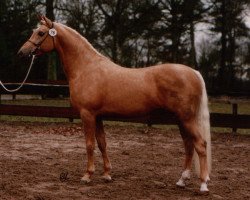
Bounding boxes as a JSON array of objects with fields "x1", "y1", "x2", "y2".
[{"x1": 98, "y1": 62, "x2": 202, "y2": 118}]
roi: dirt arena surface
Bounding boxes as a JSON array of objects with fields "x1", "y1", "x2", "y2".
[{"x1": 0, "y1": 121, "x2": 249, "y2": 200}]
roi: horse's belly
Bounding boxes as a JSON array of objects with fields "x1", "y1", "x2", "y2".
[{"x1": 99, "y1": 93, "x2": 159, "y2": 117}]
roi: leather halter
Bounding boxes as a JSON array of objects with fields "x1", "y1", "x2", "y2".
[{"x1": 28, "y1": 22, "x2": 56, "y2": 54}]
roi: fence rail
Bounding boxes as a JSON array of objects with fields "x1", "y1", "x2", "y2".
[
  {"x1": 0, "y1": 104, "x2": 250, "y2": 131},
  {"x1": 0, "y1": 83, "x2": 249, "y2": 97},
  {"x1": 0, "y1": 83, "x2": 69, "y2": 98},
  {"x1": 1, "y1": 83, "x2": 250, "y2": 132}
]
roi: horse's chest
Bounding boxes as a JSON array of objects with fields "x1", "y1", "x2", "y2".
[{"x1": 69, "y1": 83, "x2": 103, "y2": 111}]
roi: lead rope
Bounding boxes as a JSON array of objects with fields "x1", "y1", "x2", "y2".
[{"x1": 0, "y1": 55, "x2": 36, "y2": 93}]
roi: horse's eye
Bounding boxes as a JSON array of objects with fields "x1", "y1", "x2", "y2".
[{"x1": 38, "y1": 31, "x2": 45, "y2": 37}]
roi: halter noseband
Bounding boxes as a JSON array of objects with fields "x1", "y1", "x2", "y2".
[{"x1": 28, "y1": 22, "x2": 56, "y2": 54}]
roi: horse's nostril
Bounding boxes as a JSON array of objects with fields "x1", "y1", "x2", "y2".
[{"x1": 17, "y1": 50, "x2": 24, "y2": 57}]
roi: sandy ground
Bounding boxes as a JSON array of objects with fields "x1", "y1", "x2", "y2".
[{"x1": 0, "y1": 121, "x2": 249, "y2": 200}]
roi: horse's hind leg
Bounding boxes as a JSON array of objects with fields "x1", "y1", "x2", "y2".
[
  {"x1": 183, "y1": 120, "x2": 210, "y2": 192},
  {"x1": 96, "y1": 118, "x2": 112, "y2": 181},
  {"x1": 176, "y1": 124, "x2": 194, "y2": 187}
]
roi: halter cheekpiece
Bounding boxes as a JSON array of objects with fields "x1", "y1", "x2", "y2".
[{"x1": 28, "y1": 22, "x2": 56, "y2": 54}]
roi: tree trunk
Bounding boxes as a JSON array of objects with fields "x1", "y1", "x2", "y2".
[
  {"x1": 112, "y1": 27, "x2": 118, "y2": 63},
  {"x1": 46, "y1": 0, "x2": 54, "y2": 21},
  {"x1": 46, "y1": 0, "x2": 57, "y2": 81},
  {"x1": 217, "y1": 0, "x2": 226, "y2": 92},
  {"x1": 228, "y1": 27, "x2": 236, "y2": 89},
  {"x1": 190, "y1": 21, "x2": 198, "y2": 69}
]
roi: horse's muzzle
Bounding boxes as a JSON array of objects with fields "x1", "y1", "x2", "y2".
[
  {"x1": 18, "y1": 48, "x2": 40, "y2": 58},
  {"x1": 17, "y1": 49, "x2": 25, "y2": 58},
  {"x1": 17, "y1": 48, "x2": 33, "y2": 58}
]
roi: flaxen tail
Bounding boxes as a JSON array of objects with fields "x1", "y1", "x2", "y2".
[{"x1": 193, "y1": 70, "x2": 212, "y2": 175}]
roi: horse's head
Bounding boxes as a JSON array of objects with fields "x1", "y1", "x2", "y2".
[{"x1": 18, "y1": 16, "x2": 57, "y2": 57}]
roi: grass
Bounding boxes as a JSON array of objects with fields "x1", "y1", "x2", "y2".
[
  {"x1": 208, "y1": 100, "x2": 250, "y2": 134},
  {"x1": 209, "y1": 101, "x2": 250, "y2": 115},
  {"x1": 0, "y1": 97, "x2": 249, "y2": 134}
]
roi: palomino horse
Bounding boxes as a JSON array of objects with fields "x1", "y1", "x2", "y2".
[{"x1": 18, "y1": 16, "x2": 211, "y2": 192}]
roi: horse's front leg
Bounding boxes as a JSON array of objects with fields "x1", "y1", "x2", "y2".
[
  {"x1": 96, "y1": 118, "x2": 112, "y2": 181},
  {"x1": 81, "y1": 111, "x2": 96, "y2": 183}
]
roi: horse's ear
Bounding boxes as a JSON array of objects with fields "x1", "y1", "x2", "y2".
[
  {"x1": 37, "y1": 14, "x2": 43, "y2": 21},
  {"x1": 37, "y1": 14, "x2": 46, "y2": 26},
  {"x1": 43, "y1": 16, "x2": 53, "y2": 28}
]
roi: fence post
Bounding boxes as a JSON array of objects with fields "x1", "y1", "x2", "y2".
[
  {"x1": 0, "y1": 91, "x2": 1, "y2": 120},
  {"x1": 69, "y1": 103, "x2": 74, "y2": 123},
  {"x1": 232, "y1": 103, "x2": 238, "y2": 134}
]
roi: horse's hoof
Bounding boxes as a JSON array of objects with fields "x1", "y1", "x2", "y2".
[
  {"x1": 176, "y1": 179, "x2": 185, "y2": 188},
  {"x1": 102, "y1": 174, "x2": 112, "y2": 182},
  {"x1": 200, "y1": 182, "x2": 209, "y2": 193},
  {"x1": 81, "y1": 175, "x2": 91, "y2": 184}
]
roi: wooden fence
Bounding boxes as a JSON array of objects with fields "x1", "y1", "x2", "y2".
[{"x1": 0, "y1": 83, "x2": 250, "y2": 133}]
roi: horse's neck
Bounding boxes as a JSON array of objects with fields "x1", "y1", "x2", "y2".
[{"x1": 55, "y1": 23, "x2": 104, "y2": 80}]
